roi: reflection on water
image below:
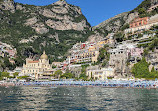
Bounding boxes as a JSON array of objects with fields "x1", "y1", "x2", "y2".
[{"x1": 0, "y1": 86, "x2": 158, "y2": 111}]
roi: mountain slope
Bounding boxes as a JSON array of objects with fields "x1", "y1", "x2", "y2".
[
  {"x1": 0, "y1": 0, "x2": 92, "y2": 62},
  {"x1": 93, "y1": 0, "x2": 157, "y2": 34}
]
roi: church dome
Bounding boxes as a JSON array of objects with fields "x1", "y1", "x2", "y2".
[{"x1": 40, "y1": 51, "x2": 48, "y2": 60}]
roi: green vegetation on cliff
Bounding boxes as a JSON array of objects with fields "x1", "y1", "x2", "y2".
[
  {"x1": 0, "y1": 0, "x2": 92, "y2": 66},
  {"x1": 132, "y1": 57, "x2": 158, "y2": 79},
  {"x1": 97, "y1": 45, "x2": 110, "y2": 67}
]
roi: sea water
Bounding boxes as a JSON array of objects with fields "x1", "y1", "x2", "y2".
[{"x1": 0, "y1": 86, "x2": 158, "y2": 111}]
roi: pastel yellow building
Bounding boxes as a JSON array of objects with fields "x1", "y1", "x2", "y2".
[
  {"x1": 21, "y1": 51, "x2": 54, "y2": 80},
  {"x1": 76, "y1": 51, "x2": 99, "y2": 63}
]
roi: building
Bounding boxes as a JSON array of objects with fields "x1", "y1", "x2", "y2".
[
  {"x1": 129, "y1": 17, "x2": 149, "y2": 28},
  {"x1": 68, "y1": 64, "x2": 82, "y2": 78},
  {"x1": 65, "y1": 38, "x2": 113, "y2": 65},
  {"x1": 147, "y1": 47, "x2": 158, "y2": 71},
  {"x1": 86, "y1": 68, "x2": 114, "y2": 80},
  {"x1": 108, "y1": 46, "x2": 128, "y2": 75},
  {"x1": 0, "y1": 41, "x2": 17, "y2": 58},
  {"x1": 21, "y1": 51, "x2": 54, "y2": 80},
  {"x1": 128, "y1": 48, "x2": 143, "y2": 64},
  {"x1": 52, "y1": 62, "x2": 63, "y2": 68},
  {"x1": 125, "y1": 14, "x2": 158, "y2": 35},
  {"x1": 66, "y1": 42, "x2": 100, "y2": 64},
  {"x1": 108, "y1": 42, "x2": 143, "y2": 77}
]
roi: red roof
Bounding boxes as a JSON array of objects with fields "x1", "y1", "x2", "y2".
[{"x1": 28, "y1": 61, "x2": 39, "y2": 63}]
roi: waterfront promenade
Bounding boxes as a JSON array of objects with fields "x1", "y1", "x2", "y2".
[{"x1": 1, "y1": 80, "x2": 158, "y2": 88}]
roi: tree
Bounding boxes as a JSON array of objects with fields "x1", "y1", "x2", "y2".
[
  {"x1": 1, "y1": 72, "x2": 9, "y2": 78},
  {"x1": 3, "y1": 57, "x2": 15, "y2": 70},
  {"x1": 54, "y1": 70, "x2": 62, "y2": 79},
  {"x1": 138, "y1": 8, "x2": 146, "y2": 15},
  {"x1": 0, "y1": 72, "x2": 2, "y2": 80},
  {"x1": 97, "y1": 45, "x2": 110, "y2": 66},
  {"x1": 121, "y1": 23, "x2": 129, "y2": 31},
  {"x1": 132, "y1": 57, "x2": 150, "y2": 78},
  {"x1": 17, "y1": 76, "x2": 29, "y2": 80},
  {"x1": 79, "y1": 65, "x2": 89, "y2": 81},
  {"x1": 114, "y1": 32, "x2": 124, "y2": 42},
  {"x1": 13, "y1": 72, "x2": 19, "y2": 78},
  {"x1": 61, "y1": 73, "x2": 74, "y2": 79},
  {"x1": 52, "y1": 64, "x2": 56, "y2": 69},
  {"x1": 79, "y1": 73, "x2": 88, "y2": 81},
  {"x1": 150, "y1": 67, "x2": 158, "y2": 78},
  {"x1": 14, "y1": 57, "x2": 24, "y2": 67}
]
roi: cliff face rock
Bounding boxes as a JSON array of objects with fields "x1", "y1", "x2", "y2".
[
  {"x1": 93, "y1": 13, "x2": 128, "y2": 32},
  {"x1": 0, "y1": 0, "x2": 15, "y2": 12},
  {"x1": 0, "y1": 0, "x2": 90, "y2": 32},
  {"x1": 93, "y1": 12, "x2": 139, "y2": 34},
  {"x1": 88, "y1": 34, "x2": 104, "y2": 43},
  {"x1": 0, "y1": 0, "x2": 92, "y2": 61},
  {"x1": 126, "y1": 12, "x2": 139, "y2": 24},
  {"x1": 93, "y1": 0, "x2": 153, "y2": 34},
  {"x1": 25, "y1": 17, "x2": 38, "y2": 26},
  {"x1": 33, "y1": 23, "x2": 49, "y2": 34},
  {"x1": 46, "y1": 19, "x2": 87, "y2": 31}
]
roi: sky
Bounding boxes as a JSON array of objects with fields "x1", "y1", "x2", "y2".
[{"x1": 14, "y1": 0, "x2": 144, "y2": 26}]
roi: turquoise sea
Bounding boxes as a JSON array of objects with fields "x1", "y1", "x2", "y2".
[{"x1": 0, "y1": 86, "x2": 158, "y2": 111}]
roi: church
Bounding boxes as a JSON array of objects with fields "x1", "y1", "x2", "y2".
[{"x1": 21, "y1": 51, "x2": 55, "y2": 80}]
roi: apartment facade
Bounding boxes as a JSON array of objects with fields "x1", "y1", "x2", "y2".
[
  {"x1": 108, "y1": 42, "x2": 143, "y2": 76},
  {"x1": 86, "y1": 68, "x2": 114, "y2": 80},
  {"x1": 147, "y1": 47, "x2": 158, "y2": 71},
  {"x1": 125, "y1": 14, "x2": 158, "y2": 35}
]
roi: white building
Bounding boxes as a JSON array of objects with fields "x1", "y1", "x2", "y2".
[{"x1": 86, "y1": 68, "x2": 114, "y2": 80}]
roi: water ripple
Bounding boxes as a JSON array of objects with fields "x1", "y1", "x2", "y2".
[{"x1": 0, "y1": 86, "x2": 158, "y2": 111}]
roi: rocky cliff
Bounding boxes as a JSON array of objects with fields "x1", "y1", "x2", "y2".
[
  {"x1": 0, "y1": 0, "x2": 156, "y2": 64},
  {"x1": 0, "y1": 0, "x2": 92, "y2": 62},
  {"x1": 93, "y1": 0, "x2": 153, "y2": 34},
  {"x1": 93, "y1": 12, "x2": 138, "y2": 33}
]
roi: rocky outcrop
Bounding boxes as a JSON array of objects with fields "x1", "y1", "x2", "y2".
[
  {"x1": 48, "y1": 33, "x2": 60, "y2": 43},
  {"x1": 87, "y1": 33, "x2": 104, "y2": 43},
  {"x1": 125, "y1": 12, "x2": 139, "y2": 23},
  {"x1": 1, "y1": 0, "x2": 90, "y2": 33},
  {"x1": 20, "y1": 36, "x2": 39, "y2": 43},
  {"x1": 46, "y1": 19, "x2": 87, "y2": 31},
  {"x1": 25, "y1": 17, "x2": 38, "y2": 26},
  {"x1": 0, "y1": 0, "x2": 91, "y2": 61},
  {"x1": 93, "y1": 13, "x2": 128, "y2": 32},
  {"x1": 16, "y1": 4, "x2": 23, "y2": 10},
  {"x1": 41, "y1": 9, "x2": 56, "y2": 18},
  {"x1": 93, "y1": 12, "x2": 139, "y2": 33},
  {"x1": 0, "y1": 0, "x2": 15, "y2": 13},
  {"x1": 33, "y1": 23, "x2": 49, "y2": 34}
]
